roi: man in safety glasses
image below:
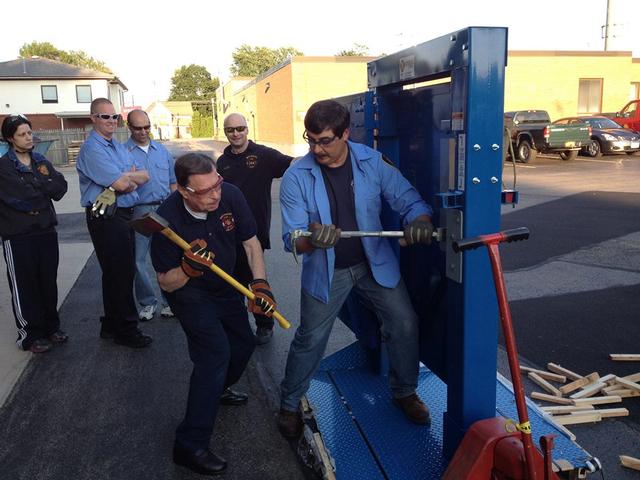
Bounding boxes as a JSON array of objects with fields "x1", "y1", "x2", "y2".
[
  {"x1": 76, "y1": 98, "x2": 152, "y2": 348},
  {"x1": 216, "y1": 113, "x2": 292, "y2": 345}
]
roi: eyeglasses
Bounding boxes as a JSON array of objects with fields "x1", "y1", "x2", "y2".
[
  {"x1": 130, "y1": 125, "x2": 151, "y2": 131},
  {"x1": 224, "y1": 126, "x2": 247, "y2": 134},
  {"x1": 93, "y1": 113, "x2": 120, "y2": 120},
  {"x1": 303, "y1": 131, "x2": 338, "y2": 147},
  {"x1": 186, "y1": 174, "x2": 224, "y2": 196}
]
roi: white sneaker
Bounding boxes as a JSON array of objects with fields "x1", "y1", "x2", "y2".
[
  {"x1": 139, "y1": 304, "x2": 156, "y2": 321},
  {"x1": 160, "y1": 306, "x2": 175, "y2": 318}
]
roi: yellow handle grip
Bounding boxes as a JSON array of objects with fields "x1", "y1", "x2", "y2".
[{"x1": 161, "y1": 228, "x2": 291, "y2": 329}]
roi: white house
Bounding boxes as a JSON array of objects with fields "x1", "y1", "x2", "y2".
[
  {"x1": 0, "y1": 57, "x2": 127, "y2": 130},
  {"x1": 146, "y1": 101, "x2": 193, "y2": 140}
]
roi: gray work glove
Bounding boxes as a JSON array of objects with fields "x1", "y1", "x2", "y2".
[
  {"x1": 91, "y1": 187, "x2": 117, "y2": 218},
  {"x1": 401, "y1": 219, "x2": 434, "y2": 246},
  {"x1": 309, "y1": 223, "x2": 341, "y2": 249}
]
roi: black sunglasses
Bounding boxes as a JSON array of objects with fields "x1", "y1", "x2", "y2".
[
  {"x1": 5, "y1": 113, "x2": 29, "y2": 123},
  {"x1": 224, "y1": 126, "x2": 247, "y2": 134},
  {"x1": 130, "y1": 125, "x2": 151, "y2": 131},
  {"x1": 94, "y1": 113, "x2": 120, "y2": 120},
  {"x1": 303, "y1": 131, "x2": 338, "y2": 147}
]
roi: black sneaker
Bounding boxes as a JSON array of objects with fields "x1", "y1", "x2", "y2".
[
  {"x1": 29, "y1": 338, "x2": 53, "y2": 353},
  {"x1": 255, "y1": 326, "x2": 273, "y2": 345},
  {"x1": 114, "y1": 332, "x2": 153, "y2": 348}
]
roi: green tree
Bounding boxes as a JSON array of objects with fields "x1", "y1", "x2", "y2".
[
  {"x1": 337, "y1": 43, "x2": 370, "y2": 56},
  {"x1": 230, "y1": 45, "x2": 303, "y2": 77},
  {"x1": 19, "y1": 41, "x2": 111, "y2": 73},
  {"x1": 168, "y1": 64, "x2": 219, "y2": 102}
]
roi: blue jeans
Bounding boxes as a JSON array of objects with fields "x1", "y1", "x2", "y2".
[
  {"x1": 280, "y1": 262, "x2": 419, "y2": 411},
  {"x1": 133, "y1": 204, "x2": 167, "y2": 308}
]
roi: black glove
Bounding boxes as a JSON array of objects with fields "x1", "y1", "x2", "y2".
[
  {"x1": 309, "y1": 223, "x2": 341, "y2": 249},
  {"x1": 248, "y1": 279, "x2": 277, "y2": 317},
  {"x1": 402, "y1": 219, "x2": 434, "y2": 246},
  {"x1": 91, "y1": 187, "x2": 117, "y2": 218},
  {"x1": 181, "y1": 239, "x2": 214, "y2": 278}
]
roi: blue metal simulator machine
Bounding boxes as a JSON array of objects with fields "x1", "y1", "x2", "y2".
[{"x1": 303, "y1": 27, "x2": 596, "y2": 479}]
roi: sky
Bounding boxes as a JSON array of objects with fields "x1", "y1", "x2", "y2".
[{"x1": 2, "y1": 0, "x2": 639, "y2": 108}]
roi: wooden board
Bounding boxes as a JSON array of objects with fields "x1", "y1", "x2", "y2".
[
  {"x1": 541, "y1": 405, "x2": 595, "y2": 414},
  {"x1": 559, "y1": 372, "x2": 600, "y2": 395},
  {"x1": 569, "y1": 382, "x2": 606, "y2": 399},
  {"x1": 519, "y1": 366, "x2": 566, "y2": 383},
  {"x1": 547, "y1": 363, "x2": 582, "y2": 381},
  {"x1": 528, "y1": 372, "x2": 562, "y2": 396},
  {"x1": 531, "y1": 392, "x2": 573, "y2": 405},
  {"x1": 552, "y1": 412, "x2": 602, "y2": 425},
  {"x1": 614, "y1": 377, "x2": 640, "y2": 392},
  {"x1": 595, "y1": 408, "x2": 628, "y2": 418},
  {"x1": 619, "y1": 455, "x2": 640, "y2": 471},
  {"x1": 610, "y1": 354, "x2": 640, "y2": 361},
  {"x1": 572, "y1": 395, "x2": 622, "y2": 406},
  {"x1": 605, "y1": 389, "x2": 640, "y2": 398}
]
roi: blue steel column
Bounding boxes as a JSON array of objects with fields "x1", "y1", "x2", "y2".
[{"x1": 443, "y1": 28, "x2": 508, "y2": 458}]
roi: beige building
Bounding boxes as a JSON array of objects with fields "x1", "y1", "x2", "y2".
[
  {"x1": 215, "y1": 56, "x2": 376, "y2": 151},
  {"x1": 215, "y1": 51, "x2": 640, "y2": 149}
]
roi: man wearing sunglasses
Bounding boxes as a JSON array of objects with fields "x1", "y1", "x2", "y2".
[
  {"x1": 277, "y1": 100, "x2": 435, "y2": 437},
  {"x1": 126, "y1": 109, "x2": 177, "y2": 322},
  {"x1": 216, "y1": 113, "x2": 292, "y2": 345},
  {"x1": 76, "y1": 98, "x2": 152, "y2": 349},
  {"x1": 150, "y1": 153, "x2": 276, "y2": 476}
]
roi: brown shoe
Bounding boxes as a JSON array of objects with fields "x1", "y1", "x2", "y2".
[
  {"x1": 277, "y1": 408, "x2": 303, "y2": 438},
  {"x1": 393, "y1": 393, "x2": 431, "y2": 425}
]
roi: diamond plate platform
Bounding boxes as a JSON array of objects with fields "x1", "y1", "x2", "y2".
[{"x1": 306, "y1": 342, "x2": 594, "y2": 479}]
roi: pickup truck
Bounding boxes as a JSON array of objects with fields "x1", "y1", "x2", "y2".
[
  {"x1": 504, "y1": 110, "x2": 591, "y2": 163},
  {"x1": 602, "y1": 99, "x2": 640, "y2": 132}
]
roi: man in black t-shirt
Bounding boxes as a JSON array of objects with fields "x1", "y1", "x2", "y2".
[
  {"x1": 150, "y1": 153, "x2": 277, "y2": 476},
  {"x1": 216, "y1": 113, "x2": 292, "y2": 344}
]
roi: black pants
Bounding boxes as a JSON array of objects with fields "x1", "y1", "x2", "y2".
[
  {"x1": 86, "y1": 208, "x2": 139, "y2": 339},
  {"x1": 2, "y1": 230, "x2": 60, "y2": 350},
  {"x1": 169, "y1": 291, "x2": 255, "y2": 452},
  {"x1": 234, "y1": 244, "x2": 273, "y2": 329}
]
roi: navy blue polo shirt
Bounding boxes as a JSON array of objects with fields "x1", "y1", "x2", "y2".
[{"x1": 150, "y1": 184, "x2": 257, "y2": 299}]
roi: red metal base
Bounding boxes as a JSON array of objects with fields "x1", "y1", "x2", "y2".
[{"x1": 443, "y1": 417, "x2": 560, "y2": 480}]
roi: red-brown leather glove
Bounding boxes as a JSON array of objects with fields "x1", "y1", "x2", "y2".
[
  {"x1": 181, "y1": 239, "x2": 214, "y2": 278},
  {"x1": 248, "y1": 279, "x2": 277, "y2": 317}
]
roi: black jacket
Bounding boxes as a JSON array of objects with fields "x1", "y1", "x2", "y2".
[{"x1": 0, "y1": 150, "x2": 68, "y2": 238}]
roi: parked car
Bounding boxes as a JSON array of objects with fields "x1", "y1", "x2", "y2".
[
  {"x1": 553, "y1": 116, "x2": 640, "y2": 157},
  {"x1": 602, "y1": 99, "x2": 640, "y2": 132},
  {"x1": 504, "y1": 110, "x2": 591, "y2": 163}
]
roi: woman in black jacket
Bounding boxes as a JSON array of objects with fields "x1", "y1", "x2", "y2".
[{"x1": 1, "y1": 114, "x2": 68, "y2": 353}]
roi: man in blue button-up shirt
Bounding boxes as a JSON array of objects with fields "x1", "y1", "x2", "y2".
[
  {"x1": 277, "y1": 100, "x2": 435, "y2": 437},
  {"x1": 125, "y1": 109, "x2": 176, "y2": 321},
  {"x1": 76, "y1": 98, "x2": 152, "y2": 348}
]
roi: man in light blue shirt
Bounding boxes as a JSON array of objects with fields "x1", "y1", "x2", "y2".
[
  {"x1": 277, "y1": 100, "x2": 435, "y2": 437},
  {"x1": 126, "y1": 109, "x2": 177, "y2": 321},
  {"x1": 76, "y1": 98, "x2": 152, "y2": 349}
]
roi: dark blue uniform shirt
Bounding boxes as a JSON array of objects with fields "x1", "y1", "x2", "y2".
[{"x1": 150, "y1": 184, "x2": 257, "y2": 299}]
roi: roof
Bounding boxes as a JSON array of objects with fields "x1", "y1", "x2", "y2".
[
  {"x1": 0, "y1": 57, "x2": 127, "y2": 89},
  {"x1": 148, "y1": 101, "x2": 194, "y2": 116}
]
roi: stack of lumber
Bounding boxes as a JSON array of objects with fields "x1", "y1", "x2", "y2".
[
  {"x1": 66, "y1": 141, "x2": 83, "y2": 165},
  {"x1": 520, "y1": 362, "x2": 639, "y2": 431}
]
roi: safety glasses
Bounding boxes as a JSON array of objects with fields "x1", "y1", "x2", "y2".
[
  {"x1": 94, "y1": 113, "x2": 120, "y2": 120},
  {"x1": 130, "y1": 124, "x2": 151, "y2": 131},
  {"x1": 186, "y1": 174, "x2": 224, "y2": 196},
  {"x1": 303, "y1": 131, "x2": 338, "y2": 147},
  {"x1": 224, "y1": 126, "x2": 247, "y2": 134}
]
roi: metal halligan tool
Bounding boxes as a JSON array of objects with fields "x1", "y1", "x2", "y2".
[
  {"x1": 129, "y1": 211, "x2": 291, "y2": 329},
  {"x1": 289, "y1": 228, "x2": 444, "y2": 262}
]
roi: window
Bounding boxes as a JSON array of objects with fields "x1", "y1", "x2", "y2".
[
  {"x1": 577, "y1": 79, "x2": 602, "y2": 114},
  {"x1": 76, "y1": 85, "x2": 92, "y2": 103},
  {"x1": 41, "y1": 85, "x2": 58, "y2": 104}
]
